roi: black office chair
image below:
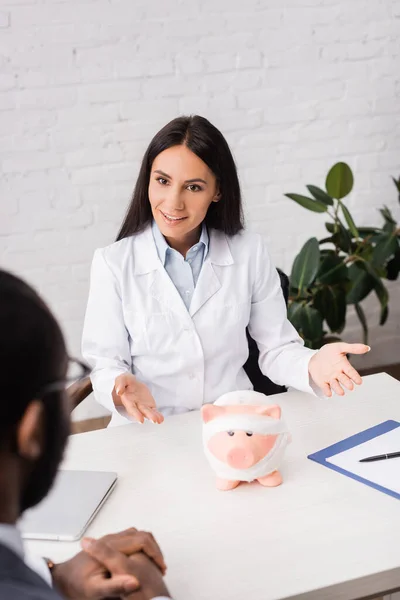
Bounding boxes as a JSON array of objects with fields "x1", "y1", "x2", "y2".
[{"x1": 243, "y1": 269, "x2": 289, "y2": 397}]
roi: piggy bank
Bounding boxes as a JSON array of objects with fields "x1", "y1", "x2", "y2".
[{"x1": 201, "y1": 390, "x2": 290, "y2": 491}]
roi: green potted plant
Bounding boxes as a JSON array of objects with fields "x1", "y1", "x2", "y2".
[{"x1": 286, "y1": 163, "x2": 400, "y2": 349}]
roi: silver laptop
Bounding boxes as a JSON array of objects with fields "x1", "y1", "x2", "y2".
[{"x1": 19, "y1": 470, "x2": 117, "y2": 541}]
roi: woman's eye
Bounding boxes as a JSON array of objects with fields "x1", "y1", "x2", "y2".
[
  {"x1": 246, "y1": 432, "x2": 253, "y2": 437},
  {"x1": 157, "y1": 177, "x2": 168, "y2": 185},
  {"x1": 187, "y1": 184, "x2": 201, "y2": 192},
  {"x1": 227, "y1": 431, "x2": 235, "y2": 437}
]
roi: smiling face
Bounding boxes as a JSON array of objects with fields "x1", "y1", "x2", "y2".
[{"x1": 148, "y1": 144, "x2": 220, "y2": 254}]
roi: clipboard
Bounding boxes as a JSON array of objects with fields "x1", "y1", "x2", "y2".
[{"x1": 308, "y1": 420, "x2": 400, "y2": 501}]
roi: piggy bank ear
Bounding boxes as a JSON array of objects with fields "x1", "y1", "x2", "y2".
[
  {"x1": 255, "y1": 404, "x2": 281, "y2": 420},
  {"x1": 201, "y1": 404, "x2": 225, "y2": 423}
]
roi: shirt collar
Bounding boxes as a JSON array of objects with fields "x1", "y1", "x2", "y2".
[
  {"x1": 152, "y1": 220, "x2": 209, "y2": 265},
  {"x1": 0, "y1": 524, "x2": 24, "y2": 559}
]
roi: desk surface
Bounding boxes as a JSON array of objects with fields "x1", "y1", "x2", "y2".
[{"x1": 27, "y1": 373, "x2": 400, "y2": 600}]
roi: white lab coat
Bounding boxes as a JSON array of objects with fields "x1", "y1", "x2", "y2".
[{"x1": 82, "y1": 225, "x2": 316, "y2": 426}]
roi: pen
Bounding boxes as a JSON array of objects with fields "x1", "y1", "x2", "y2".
[{"x1": 359, "y1": 451, "x2": 400, "y2": 463}]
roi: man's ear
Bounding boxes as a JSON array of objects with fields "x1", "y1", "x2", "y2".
[{"x1": 17, "y1": 400, "x2": 44, "y2": 460}]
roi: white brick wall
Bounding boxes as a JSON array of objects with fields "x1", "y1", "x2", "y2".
[{"x1": 1, "y1": 0, "x2": 400, "y2": 420}]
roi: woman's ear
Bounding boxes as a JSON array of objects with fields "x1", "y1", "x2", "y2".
[
  {"x1": 213, "y1": 190, "x2": 222, "y2": 203},
  {"x1": 17, "y1": 400, "x2": 44, "y2": 460}
]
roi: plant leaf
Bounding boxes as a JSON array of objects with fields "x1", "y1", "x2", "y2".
[
  {"x1": 354, "y1": 303, "x2": 368, "y2": 345},
  {"x1": 373, "y1": 279, "x2": 389, "y2": 326},
  {"x1": 317, "y1": 255, "x2": 348, "y2": 284},
  {"x1": 371, "y1": 233, "x2": 398, "y2": 267},
  {"x1": 332, "y1": 222, "x2": 352, "y2": 253},
  {"x1": 299, "y1": 304, "x2": 324, "y2": 342},
  {"x1": 340, "y1": 201, "x2": 359, "y2": 238},
  {"x1": 285, "y1": 194, "x2": 328, "y2": 213},
  {"x1": 346, "y1": 263, "x2": 375, "y2": 304},
  {"x1": 290, "y1": 238, "x2": 320, "y2": 291},
  {"x1": 358, "y1": 226, "x2": 381, "y2": 240},
  {"x1": 314, "y1": 286, "x2": 346, "y2": 333},
  {"x1": 323, "y1": 335, "x2": 343, "y2": 344},
  {"x1": 379, "y1": 205, "x2": 396, "y2": 225},
  {"x1": 392, "y1": 176, "x2": 400, "y2": 194},
  {"x1": 358, "y1": 262, "x2": 390, "y2": 326},
  {"x1": 306, "y1": 185, "x2": 334, "y2": 206},
  {"x1": 325, "y1": 222, "x2": 336, "y2": 234},
  {"x1": 287, "y1": 301, "x2": 304, "y2": 330},
  {"x1": 386, "y1": 248, "x2": 400, "y2": 280},
  {"x1": 325, "y1": 162, "x2": 354, "y2": 199}
]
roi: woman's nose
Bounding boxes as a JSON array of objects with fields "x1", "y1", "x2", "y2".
[{"x1": 163, "y1": 188, "x2": 185, "y2": 211}]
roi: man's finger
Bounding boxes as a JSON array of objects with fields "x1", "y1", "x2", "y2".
[
  {"x1": 129, "y1": 532, "x2": 167, "y2": 574},
  {"x1": 101, "y1": 527, "x2": 138, "y2": 545},
  {"x1": 108, "y1": 532, "x2": 167, "y2": 574},
  {"x1": 339, "y1": 343, "x2": 370, "y2": 355},
  {"x1": 87, "y1": 573, "x2": 139, "y2": 598},
  {"x1": 81, "y1": 537, "x2": 132, "y2": 575}
]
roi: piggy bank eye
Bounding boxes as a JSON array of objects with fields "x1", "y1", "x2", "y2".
[
  {"x1": 246, "y1": 432, "x2": 253, "y2": 437},
  {"x1": 227, "y1": 431, "x2": 235, "y2": 437}
]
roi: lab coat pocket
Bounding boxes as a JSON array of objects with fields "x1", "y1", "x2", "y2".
[
  {"x1": 203, "y1": 298, "x2": 250, "y2": 351},
  {"x1": 125, "y1": 308, "x2": 178, "y2": 356}
]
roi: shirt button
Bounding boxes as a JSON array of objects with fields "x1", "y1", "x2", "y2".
[
  {"x1": 185, "y1": 290, "x2": 190, "y2": 295},
  {"x1": 189, "y1": 373, "x2": 196, "y2": 380}
]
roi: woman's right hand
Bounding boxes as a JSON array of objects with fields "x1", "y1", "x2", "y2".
[{"x1": 113, "y1": 373, "x2": 164, "y2": 424}]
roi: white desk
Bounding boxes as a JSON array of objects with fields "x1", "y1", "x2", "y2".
[{"x1": 27, "y1": 373, "x2": 400, "y2": 600}]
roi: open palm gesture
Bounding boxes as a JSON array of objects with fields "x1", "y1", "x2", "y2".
[{"x1": 308, "y1": 342, "x2": 370, "y2": 397}]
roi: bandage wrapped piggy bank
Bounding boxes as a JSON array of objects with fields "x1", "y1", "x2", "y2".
[{"x1": 201, "y1": 390, "x2": 291, "y2": 491}]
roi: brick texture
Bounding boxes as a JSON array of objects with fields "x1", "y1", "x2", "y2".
[{"x1": 1, "y1": 0, "x2": 399, "y2": 418}]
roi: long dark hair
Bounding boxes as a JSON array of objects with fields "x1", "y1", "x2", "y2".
[{"x1": 116, "y1": 115, "x2": 244, "y2": 240}]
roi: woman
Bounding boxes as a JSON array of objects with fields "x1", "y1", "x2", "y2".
[{"x1": 82, "y1": 115, "x2": 369, "y2": 427}]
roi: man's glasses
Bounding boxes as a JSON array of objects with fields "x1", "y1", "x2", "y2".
[{"x1": 36, "y1": 357, "x2": 91, "y2": 397}]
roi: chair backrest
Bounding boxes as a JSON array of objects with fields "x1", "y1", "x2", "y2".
[
  {"x1": 243, "y1": 269, "x2": 289, "y2": 396},
  {"x1": 68, "y1": 376, "x2": 93, "y2": 410}
]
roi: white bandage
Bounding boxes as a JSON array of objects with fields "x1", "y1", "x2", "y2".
[
  {"x1": 202, "y1": 390, "x2": 291, "y2": 483},
  {"x1": 203, "y1": 413, "x2": 288, "y2": 442}
]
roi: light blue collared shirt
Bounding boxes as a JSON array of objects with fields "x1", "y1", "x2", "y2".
[
  {"x1": 0, "y1": 524, "x2": 24, "y2": 559},
  {"x1": 152, "y1": 220, "x2": 209, "y2": 309}
]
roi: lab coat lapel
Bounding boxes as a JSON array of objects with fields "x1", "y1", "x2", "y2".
[
  {"x1": 149, "y1": 267, "x2": 190, "y2": 320},
  {"x1": 189, "y1": 229, "x2": 234, "y2": 318},
  {"x1": 189, "y1": 261, "x2": 221, "y2": 317},
  {"x1": 133, "y1": 225, "x2": 192, "y2": 322}
]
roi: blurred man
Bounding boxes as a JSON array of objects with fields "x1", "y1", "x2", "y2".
[{"x1": 0, "y1": 269, "x2": 171, "y2": 600}]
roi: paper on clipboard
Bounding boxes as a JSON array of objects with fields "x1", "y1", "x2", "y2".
[{"x1": 326, "y1": 426, "x2": 400, "y2": 495}]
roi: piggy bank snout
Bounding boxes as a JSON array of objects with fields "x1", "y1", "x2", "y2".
[{"x1": 226, "y1": 446, "x2": 257, "y2": 469}]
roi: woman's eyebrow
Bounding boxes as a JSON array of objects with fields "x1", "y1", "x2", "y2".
[{"x1": 154, "y1": 169, "x2": 207, "y2": 185}]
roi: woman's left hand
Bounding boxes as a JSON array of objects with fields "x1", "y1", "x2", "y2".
[{"x1": 308, "y1": 342, "x2": 370, "y2": 397}]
